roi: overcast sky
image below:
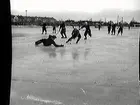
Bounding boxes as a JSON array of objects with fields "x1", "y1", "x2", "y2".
[{"x1": 10, "y1": 0, "x2": 140, "y2": 21}]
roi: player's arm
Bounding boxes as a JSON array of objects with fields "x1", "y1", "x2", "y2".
[
  {"x1": 79, "y1": 25, "x2": 85, "y2": 30},
  {"x1": 71, "y1": 30, "x2": 74, "y2": 35},
  {"x1": 51, "y1": 40, "x2": 64, "y2": 47},
  {"x1": 35, "y1": 39, "x2": 44, "y2": 46}
]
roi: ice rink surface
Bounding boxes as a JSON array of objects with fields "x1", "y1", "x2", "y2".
[{"x1": 11, "y1": 26, "x2": 139, "y2": 105}]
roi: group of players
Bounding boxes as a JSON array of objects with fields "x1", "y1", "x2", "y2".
[
  {"x1": 107, "y1": 21, "x2": 124, "y2": 36},
  {"x1": 35, "y1": 21, "x2": 124, "y2": 47},
  {"x1": 35, "y1": 21, "x2": 91, "y2": 47}
]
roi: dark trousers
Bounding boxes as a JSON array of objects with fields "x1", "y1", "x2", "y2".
[
  {"x1": 60, "y1": 29, "x2": 67, "y2": 38},
  {"x1": 66, "y1": 34, "x2": 81, "y2": 44},
  {"x1": 53, "y1": 28, "x2": 56, "y2": 33},
  {"x1": 108, "y1": 27, "x2": 111, "y2": 34},
  {"x1": 84, "y1": 30, "x2": 91, "y2": 40},
  {"x1": 117, "y1": 28, "x2": 123, "y2": 35},
  {"x1": 111, "y1": 28, "x2": 115, "y2": 35},
  {"x1": 42, "y1": 28, "x2": 47, "y2": 34},
  {"x1": 98, "y1": 26, "x2": 101, "y2": 30}
]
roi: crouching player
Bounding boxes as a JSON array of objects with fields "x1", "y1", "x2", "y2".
[{"x1": 66, "y1": 26, "x2": 81, "y2": 44}]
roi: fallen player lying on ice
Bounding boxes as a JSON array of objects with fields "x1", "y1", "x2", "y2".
[{"x1": 35, "y1": 35, "x2": 64, "y2": 47}]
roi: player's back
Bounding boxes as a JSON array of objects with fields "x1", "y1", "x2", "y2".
[
  {"x1": 60, "y1": 23, "x2": 65, "y2": 29},
  {"x1": 42, "y1": 38, "x2": 54, "y2": 46},
  {"x1": 73, "y1": 28, "x2": 79, "y2": 34},
  {"x1": 71, "y1": 28, "x2": 80, "y2": 38}
]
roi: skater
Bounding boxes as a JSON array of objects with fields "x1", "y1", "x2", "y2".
[
  {"x1": 128, "y1": 24, "x2": 131, "y2": 30},
  {"x1": 52, "y1": 25, "x2": 56, "y2": 33},
  {"x1": 107, "y1": 22, "x2": 111, "y2": 34},
  {"x1": 79, "y1": 22, "x2": 92, "y2": 40},
  {"x1": 35, "y1": 35, "x2": 64, "y2": 47},
  {"x1": 59, "y1": 22, "x2": 67, "y2": 38},
  {"x1": 117, "y1": 23, "x2": 123, "y2": 36},
  {"x1": 42, "y1": 22, "x2": 47, "y2": 34},
  {"x1": 111, "y1": 23, "x2": 117, "y2": 35},
  {"x1": 66, "y1": 26, "x2": 81, "y2": 44},
  {"x1": 98, "y1": 23, "x2": 101, "y2": 31}
]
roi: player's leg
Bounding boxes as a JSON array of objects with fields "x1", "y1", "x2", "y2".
[
  {"x1": 121, "y1": 28, "x2": 123, "y2": 36},
  {"x1": 42, "y1": 28, "x2": 44, "y2": 34},
  {"x1": 64, "y1": 32, "x2": 67, "y2": 38},
  {"x1": 114, "y1": 29, "x2": 116, "y2": 35},
  {"x1": 35, "y1": 39, "x2": 43, "y2": 46},
  {"x1": 99, "y1": 26, "x2": 100, "y2": 30},
  {"x1": 52, "y1": 29, "x2": 54, "y2": 33},
  {"x1": 109, "y1": 27, "x2": 111, "y2": 34},
  {"x1": 117, "y1": 28, "x2": 120, "y2": 36},
  {"x1": 45, "y1": 28, "x2": 47, "y2": 34},
  {"x1": 108, "y1": 27, "x2": 110, "y2": 34},
  {"x1": 60, "y1": 30, "x2": 64, "y2": 38},
  {"x1": 88, "y1": 30, "x2": 92, "y2": 37},
  {"x1": 109, "y1": 28, "x2": 111, "y2": 34},
  {"x1": 84, "y1": 31, "x2": 88, "y2": 40},
  {"x1": 66, "y1": 36, "x2": 73, "y2": 43},
  {"x1": 111, "y1": 28, "x2": 113, "y2": 35},
  {"x1": 64, "y1": 29, "x2": 67, "y2": 38},
  {"x1": 76, "y1": 34, "x2": 81, "y2": 44}
]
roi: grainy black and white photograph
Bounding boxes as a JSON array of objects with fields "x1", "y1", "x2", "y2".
[{"x1": 10, "y1": 0, "x2": 139, "y2": 105}]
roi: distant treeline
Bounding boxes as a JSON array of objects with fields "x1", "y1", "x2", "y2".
[{"x1": 11, "y1": 15, "x2": 140, "y2": 27}]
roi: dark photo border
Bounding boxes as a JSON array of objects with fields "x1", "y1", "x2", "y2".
[{"x1": 1, "y1": 0, "x2": 12, "y2": 105}]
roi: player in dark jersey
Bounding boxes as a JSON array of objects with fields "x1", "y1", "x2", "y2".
[
  {"x1": 107, "y1": 22, "x2": 112, "y2": 34},
  {"x1": 42, "y1": 23, "x2": 47, "y2": 34},
  {"x1": 117, "y1": 23, "x2": 123, "y2": 36},
  {"x1": 98, "y1": 23, "x2": 101, "y2": 31},
  {"x1": 128, "y1": 24, "x2": 131, "y2": 30},
  {"x1": 59, "y1": 22, "x2": 67, "y2": 38},
  {"x1": 79, "y1": 22, "x2": 92, "y2": 40},
  {"x1": 111, "y1": 23, "x2": 117, "y2": 35},
  {"x1": 35, "y1": 35, "x2": 64, "y2": 47},
  {"x1": 66, "y1": 26, "x2": 81, "y2": 44}
]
